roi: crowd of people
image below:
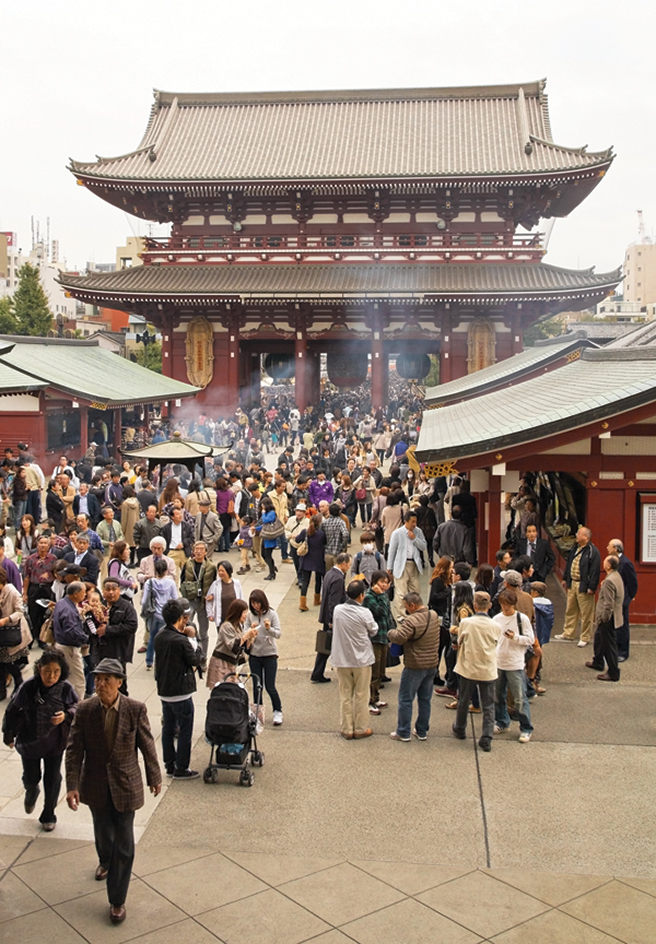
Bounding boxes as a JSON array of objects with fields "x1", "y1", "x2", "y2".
[{"x1": 0, "y1": 393, "x2": 640, "y2": 927}]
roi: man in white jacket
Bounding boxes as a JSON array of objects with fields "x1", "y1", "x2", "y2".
[{"x1": 451, "y1": 592, "x2": 499, "y2": 752}]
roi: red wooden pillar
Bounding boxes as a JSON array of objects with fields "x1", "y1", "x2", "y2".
[
  {"x1": 440, "y1": 310, "x2": 452, "y2": 384},
  {"x1": 160, "y1": 315, "x2": 173, "y2": 378},
  {"x1": 112, "y1": 408, "x2": 122, "y2": 461},
  {"x1": 295, "y1": 327, "x2": 308, "y2": 412},
  {"x1": 488, "y1": 479, "x2": 503, "y2": 555},
  {"x1": 79, "y1": 405, "x2": 88, "y2": 455},
  {"x1": 227, "y1": 314, "x2": 240, "y2": 415}
]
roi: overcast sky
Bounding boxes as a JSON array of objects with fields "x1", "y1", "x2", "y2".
[{"x1": 3, "y1": 0, "x2": 654, "y2": 277}]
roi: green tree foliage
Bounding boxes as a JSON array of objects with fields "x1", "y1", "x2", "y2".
[
  {"x1": 12, "y1": 263, "x2": 54, "y2": 336},
  {"x1": 0, "y1": 296, "x2": 17, "y2": 334},
  {"x1": 134, "y1": 339, "x2": 162, "y2": 374},
  {"x1": 423, "y1": 354, "x2": 440, "y2": 387},
  {"x1": 523, "y1": 315, "x2": 565, "y2": 347}
]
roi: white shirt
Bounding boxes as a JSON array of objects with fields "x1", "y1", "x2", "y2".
[
  {"x1": 170, "y1": 522, "x2": 182, "y2": 548},
  {"x1": 493, "y1": 611, "x2": 534, "y2": 672}
]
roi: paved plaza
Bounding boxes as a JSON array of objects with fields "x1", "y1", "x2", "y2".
[{"x1": 1, "y1": 557, "x2": 656, "y2": 943}]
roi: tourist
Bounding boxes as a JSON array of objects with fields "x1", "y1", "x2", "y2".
[
  {"x1": 95, "y1": 578, "x2": 139, "y2": 691},
  {"x1": 132, "y1": 505, "x2": 162, "y2": 563},
  {"x1": 52, "y1": 581, "x2": 88, "y2": 700},
  {"x1": 321, "y1": 502, "x2": 349, "y2": 572},
  {"x1": 451, "y1": 592, "x2": 499, "y2": 751},
  {"x1": 141, "y1": 559, "x2": 178, "y2": 670},
  {"x1": 555, "y1": 526, "x2": 601, "y2": 648},
  {"x1": 247, "y1": 589, "x2": 283, "y2": 726},
  {"x1": 313, "y1": 552, "x2": 350, "y2": 683},
  {"x1": 387, "y1": 509, "x2": 427, "y2": 623},
  {"x1": 362, "y1": 569, "x2": 394, "y2": 715},
  {"x1": 331, "y1": 580, "x2": 377, "y2": 740},
  {"x1": 206, "y1": 559, "x2": 244, "y2": 629},
  {"x1": 0, "y1": 566, "x2": 31, "y2": 699},
  {"x1": 16, "y1": 513, "x2": 40, "y2": 562},
  {"x1": 66, "y1": 657, "x2": 161, "y2": 926},
  {"x1": 97, "y1": 505, "x2": 125, "y2": 558},
  {"x1": 160, "y1": 506, "x2": 194, "y2": 576},
  {"x1": 154, "y1": 598, "x2": 203, "y2": 779},
  {"x1": 3, "y1": 648, "x2": 78, "y2": 832},
  {"x1": 606, "y1": 538, "x2": 638, "y2": 663},
  {"x1": 206, "y1": 599, "x2": 258, "y2": 688},
  {"x1": 119, "y1": 485, "x2": 141, "y2": 567},
  {"x1": 493, "y1": 589, "x2": 535, "y2": 743},
  {"x1": 352, "y1": 466, "x2": 376, "y2": 525},
  {"x1": 388, "y1": 592, "x2": 440, "y2": 742},
  {"x1": 107, "y1": 541, "x2": 138, "y2": 598},
  {"x1": 585, "y1": 555, "x2": 624, "y2": 682},
  {"x1": 194, "y1": 495, "x2": 222, "y2": 556},
  {"x1": 179, "y1": 541, "x2": 216, "y2": 666},
  {"x1": 63, "y1": 532, "x2": 99, "y2": 586},
  {"x1": 22, "y1": 534, "x2": 56, "y2": 643},
  {"x1": 296, "y1": 513, "x2": 327, "y2": 611}
]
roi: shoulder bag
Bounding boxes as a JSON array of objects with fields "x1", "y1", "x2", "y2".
[{"x1": 261, "y1": 516, "x2": 285, "y2": 540}]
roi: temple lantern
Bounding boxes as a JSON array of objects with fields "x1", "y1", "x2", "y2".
[
  {"x1": 264, "y1": 353, "x2": 294, "y2": 380},
  {"x1": 327, "y1": 352, "x2": 368, "y2": 388},
  {"x1": 395, "y1": 353, "x2": 431, "y2": 381}
]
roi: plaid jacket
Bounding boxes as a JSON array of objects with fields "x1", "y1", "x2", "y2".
[{"x1": 65, "y1": 694, "x2": 161, "y2": 812}]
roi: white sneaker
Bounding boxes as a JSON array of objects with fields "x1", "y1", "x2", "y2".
[
  {"x1": 519, "y1": 732, "x2": 532, "y2": 743},
  {"x1": 553, "y1": 634, "x2": 570, "y2": 641},
  {"x1": 272, "y1": 711, "x2": 283, "y2": 726},
  {"x1": 494, "y1": 725, "x2": 508, "y2": 734},
  {"x1": 256, "y1": 720, "x2": 264, "y2": 736},
  {"x1": 577, "y1": 640, "x2": 588, "y2": 648},
  {"x1": 389, "y1": 731, "x2": 411, "y2": 742},
  {"x1": 369, "y1": 705, "x2": 381, "y2": 715}
]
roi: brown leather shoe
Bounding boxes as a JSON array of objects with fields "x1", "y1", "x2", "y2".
[
  {"x1": 353, "y1": 728, "x2": 373, "y2": 739},
  {"x1": 585, "y1": 661, "x2": 604, "y2": 670},
  {"x1": 340, "y1": 732, "x2": 354, "y2": 740},
  {"x1": 597, "y1": 673, "x2": 619, "y2": 682},
  {"x1": 95, "y1": 865, "x2": 108, "y2": 881},
  {"x1": 109, "y1": 905, "x2": 126, "y2": 924}
]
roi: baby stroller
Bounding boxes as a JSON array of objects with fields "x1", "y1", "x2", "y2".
[{"x1": 203, "y1": 672, "x2": 264, "y2": 786}]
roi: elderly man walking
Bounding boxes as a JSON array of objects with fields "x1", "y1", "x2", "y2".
[
  {"x1": 451, "y1": 591, "x2": 499, "y2": 751},
  {"x1": 388, "y1": 593, "x2": 440, "y2": 742},
  {"x1": 331, "y1": 580, "x2": 377, "y2": 740},
  {"x1": 585, "y1": 555, "x2": 625, "y2": 682},
  {"x1": 53, "y1": 581, "x2": 88, "y2": 700},
  {"x1": 387, "y1": 509, "x2": 427, "y2": 623},
  {"x1": 66, "y1": 658, "x2": 161, "y2": 926}
]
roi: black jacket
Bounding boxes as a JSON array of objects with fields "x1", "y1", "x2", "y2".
[
  {"x1": 564, "y1": 542, "x2": 601, "y2": 594},
  {"x1": 318, "y1": 566, "x2": 347, "y2": 626},
  {"x1": 63, "y1": 549, "x2": 99, "y2": 586},
  {"x1": 618, "y1": 555, "x2": 638, "y2": 603},
  {"x1": 154, "y1": 625, "x2": 203, "y2": 697},
  {"x1": 160, "y1": 520, "x2": 194, "y2": 557},
  {"x1": 73, "y1": 493, "x2": 101, "y2": 526},
  {"x1": 100, "y1": 596, "x2": 138, "y2": 664},
  {"x1": 516, "y1": 537, "x2": 556, "y2": 582}
]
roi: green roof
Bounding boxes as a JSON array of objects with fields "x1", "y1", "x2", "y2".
[
  {"x1": 0, "y1": 336, "x2": 200, "y2": 407},
  {"x1": 416, "y1": 347, "x2": 656, "y2": 463},
  {"x1": 0, "y1": 361, "x2": 48, "y2": 394},
  {"x1": 424, "y1": 334, "x2": 594, "y2": 405}
]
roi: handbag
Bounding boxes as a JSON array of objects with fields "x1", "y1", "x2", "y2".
[
  {"x1": 296, "y1": 538, "x2": 309, "y2": 556},
  {"x1": 315, "y1": 629, "x2": 332, "y2": 655},
  {"x1": 39, "y1": 615, "x2": 54, "y2": 647},
  {"x1": 517, "y1": 611, "x2": 535, "y2": 659},
  {"x1": 261, "y1": 516, "x2": 285, "y2": 540},
  {"x1": 355, "y1": 488, "x2": 367, "y2": 502},
  {"x1": 0, "y1": 621, "x2": 22, "y2": 647}
]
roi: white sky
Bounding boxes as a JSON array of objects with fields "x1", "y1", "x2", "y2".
[{"x1": 3, "y1": 0, "x2": 654, "y2": 277}]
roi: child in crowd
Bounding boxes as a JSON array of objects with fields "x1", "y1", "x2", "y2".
[
  {"x1": 350, "y1": 531, "x2": 386, "y2": 587},
  {"x1": 236, "y1": 515, "x2": 255, "y2": 575}
]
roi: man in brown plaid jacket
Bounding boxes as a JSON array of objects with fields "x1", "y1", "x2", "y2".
[{"x1": 66, "y1": 658, "x2": 161, "y2": 925}]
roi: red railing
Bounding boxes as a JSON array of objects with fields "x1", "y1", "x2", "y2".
[{"x1": 143, "y1": 232, "x2": 543, "y2": 254}]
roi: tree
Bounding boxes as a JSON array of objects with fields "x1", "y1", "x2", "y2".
[
  {"x1": 523, "y1": 315, "x2": 565, "y2": 347},
  {"x1": 0, "y1": 296, "x2": 17, "y2": 334},
  {"x1": 134, "y1": 339, "x2": 162, "y2": 374},
  {"x1": 423, "y1": 354, "x2": 440, "y2": 387},
  {"x1": 12, "y1": 263, "x2": 54, "y2": 336}
]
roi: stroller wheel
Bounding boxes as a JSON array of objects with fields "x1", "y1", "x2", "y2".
[
  {"x1": 239, "y1": 770, "x2": 254, "y2": 787},
  {"x1": 203, "y1": 767, "x2": 213, "y2": 783}
]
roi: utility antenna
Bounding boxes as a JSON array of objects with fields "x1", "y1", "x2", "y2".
[
  {"x1": 47, "y1": 217, "x2": 50, "y2": 261},
  {"x1": 31, "y1": 216, "x2": 35, "y2": 250}
]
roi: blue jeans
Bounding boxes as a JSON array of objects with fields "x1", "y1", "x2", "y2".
[
  {"x1": 161, "y1": 696, "x2": 195, "y2": 774},
  {"x1": 146, "y1": 615, "x2": 165, "y2": 668},
  {"x1": 495, "y1": 668, "x2": 533, "y2": 735},
  {"x1": 396, "y1": 666, "x2": 435, "y2": 738},
  {"x1": 277, "y1": 534, "x2": 290, "y2": 559}
]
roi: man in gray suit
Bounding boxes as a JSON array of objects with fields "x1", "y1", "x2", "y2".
[{"x1": 585, "y1": 556, "x2": 624, "y2": 682}]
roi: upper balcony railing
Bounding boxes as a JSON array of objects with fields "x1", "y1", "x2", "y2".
[{"x1": 141, "y1": 231, "x2": 544, "y2": 262}]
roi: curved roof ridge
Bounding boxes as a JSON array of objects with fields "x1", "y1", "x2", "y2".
[{"x1": 151, "y1": 80, "x2": 549, "y2": 108}]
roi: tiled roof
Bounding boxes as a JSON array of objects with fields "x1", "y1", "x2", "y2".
[
  {"x1": 69, "y1": 81, "x2": 613, "y2": 183},
  {"x1": 565, "y1": 323, "x2": 636, "y2": 340},
  {"x1": 0, "y1": 362, "x2": 47, "y2": 394},
  {"x1": 0, "y1": 336, "x2": 199, "y2": 407},
  {"x1": 604, "y1": 321, "x2": 656, "y2": 348},
  {"x1": 416, "y1": 347, "x2": 656, "y2": 463},
  {"x1": 59, "y1": 263, "x2": 621, "y2": 303},
  {"x1": 424, "y1": 334, "x2": 594, "y2": 405}
]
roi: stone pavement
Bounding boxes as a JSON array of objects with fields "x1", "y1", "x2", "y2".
[{"x1": 2, "y1": 548, "x2": 656, "y2": 942}]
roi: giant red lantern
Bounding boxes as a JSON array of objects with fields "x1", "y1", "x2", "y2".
[
  {"x1": 264, "y1": 353, "x2": 294, "y2": 380},
  {"x1": 395, "y1": 353, "x2": 431, "y2": 381},
  {"x1": 327, "y1": 352, "x2": 368, "y2": 388}
]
